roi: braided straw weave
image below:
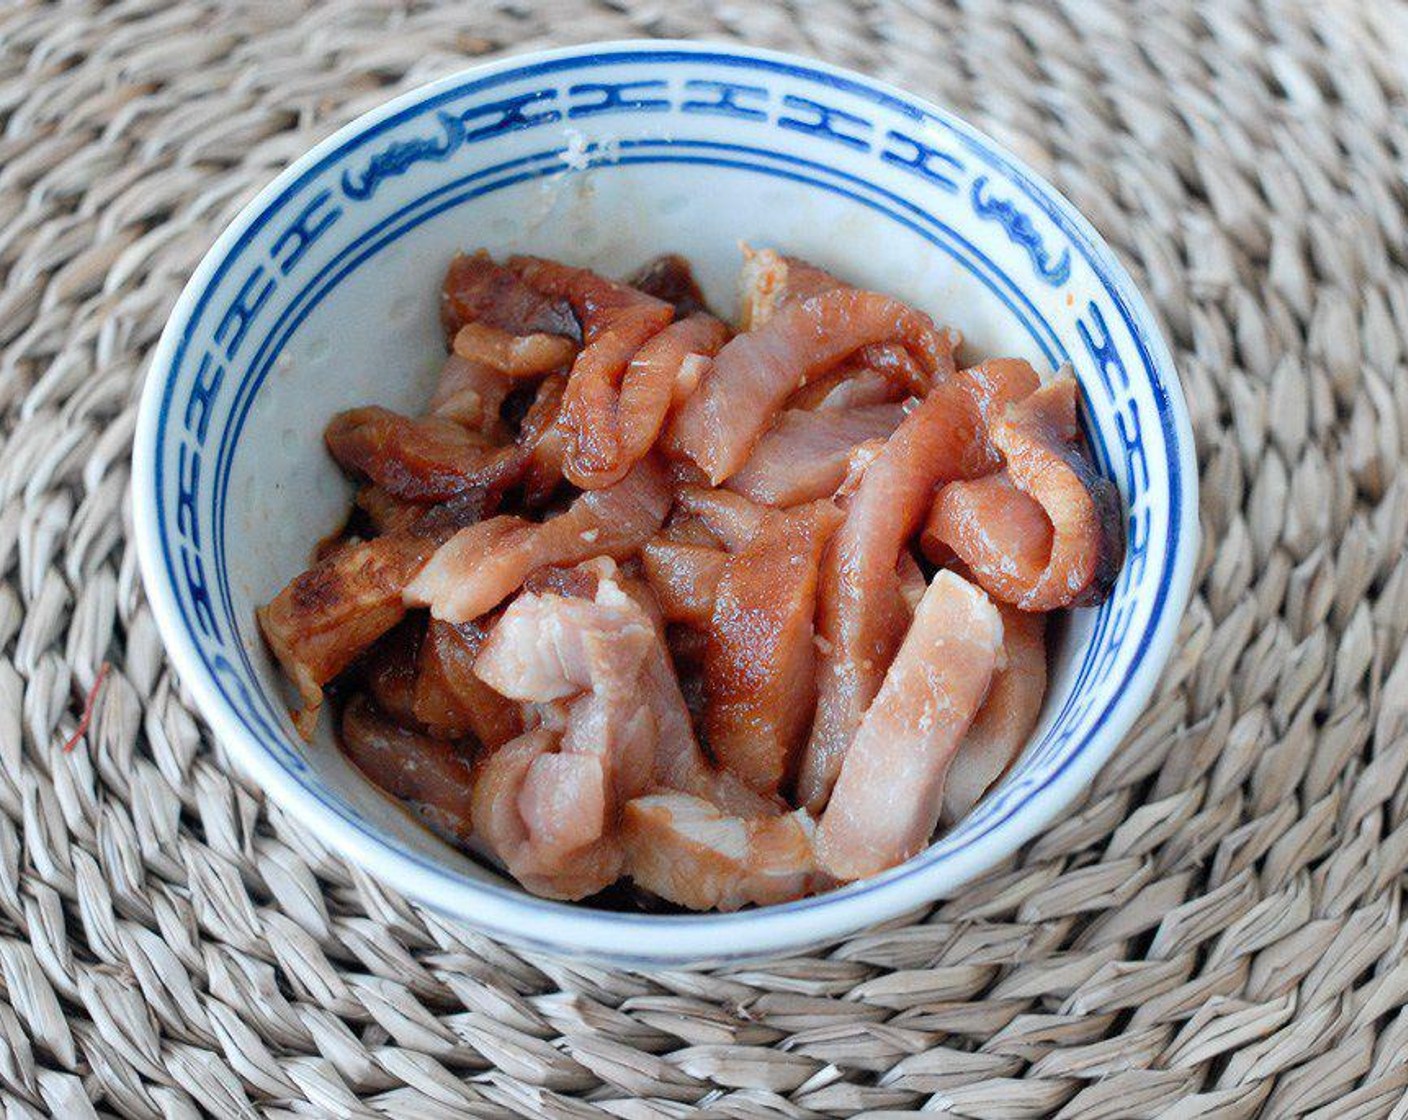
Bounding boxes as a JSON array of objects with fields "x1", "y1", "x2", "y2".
[{"x1": 3, "y1": 1, "x2": 1408, "y2": 1115}]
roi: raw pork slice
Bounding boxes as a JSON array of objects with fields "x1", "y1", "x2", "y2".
[{"x1": 817, "y1": 571, "x2": 1003, "y2": 879}]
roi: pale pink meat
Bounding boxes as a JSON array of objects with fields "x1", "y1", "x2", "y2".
[
  {"x1": 404, "y1": 457, "x2": 671, "y2": 622},
  {"x1": 469, "y1": 727, "x2": 624, "y2": 900},
  {"x1": 508, "y1": 256, "x2": 674, "y2": 488},
  {"x1": 703, "y1": 501, "x2": 843, "y2": 795},
  {"x1": 785, "y1": 364, "x2": 904, "y2": 411},
  {"x1": 669, "y1": 286, "x2": 954, "y2": 484},
  {"x1": 726, "y1": 403, "x2": 906, "y2": 507},
  {"x1": 896, "y1": 549, "x2": 927, "y2": 613},
  {"x1": 795, "y1": 380, "x2": 984, "y2": 813},
  {"x1": 452, "y1": 321, "x2": 577, "y2": 376},
  {"x1": 816, "y1": 571, "x2": 1003, "y2": 879},
  {"x1": 990, "y1": 376, "x2": 1124, "y2": 610},
  {"x1": 469, "y1": 583, "x2": 658, "y2": 897},
  {"x1": 739, "y1": 247, "x2": 949, "y2": 402},
  {"x1": 941, "y1": 605, "x2": 1047, "y2": 825},
  {"x1": 622, "y1": 794, "x2": 822, "y2": 911}
]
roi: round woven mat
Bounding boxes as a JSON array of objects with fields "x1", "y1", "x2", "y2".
[{"x1": 4, "y1": 1, "x2": 1408, "y2": 1116}]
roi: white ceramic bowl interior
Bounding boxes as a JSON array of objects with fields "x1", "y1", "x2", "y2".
[{"x1": 133, "y1": 40, "x2": 1198, "y2": 967}]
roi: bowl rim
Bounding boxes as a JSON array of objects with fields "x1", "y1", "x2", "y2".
[{"x1": 132, "y1": 37, "x2": 1200, "y2": 966}]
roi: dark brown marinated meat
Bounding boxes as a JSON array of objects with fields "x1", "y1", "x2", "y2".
[
  {"x1": 414, "y1": 617, "x2": 524, "y2": 747},
  {"x1": 404, "y1": 457, "x2": 672, "y2": 623},
  {"x1": 514, "y1": 374, "x2": 570, "y2": 506},
  {"x1": 629, "y1": 253, "x2": 711, "y2": 317},
  {"x1": 261, "y1": 246, "x2": 1125, "y2": 909},
  {"x1": 669, "y1": 287, "x2": 955, "y2": 485},
  {"x1": 703, "y1": 500, "x2": 843, "y2": 796},
  {"x1": 325, "y1": 407, "x2": 523, "y2": 502},
  {"x1": 436, "y1": 252, "x2": 580, "y2": 436},
  {"x1": 508, "y1": 256, "x2": 675, "y2": 489},
  {"x1": 258, "y1": 492, "x2": 488, "y2": 737},
  {"x1": 989, "y1": 376, "x2": 1125, "y2": 610},
  {"x1": 341, "y1": 695, "x2": 477, "y2": 843},
  {"x1": 441, "y1": 250, "x2": 581, "y2": 342},
  {"x1": 363, "y1": 615, "x2": 426, "y2": 727}
]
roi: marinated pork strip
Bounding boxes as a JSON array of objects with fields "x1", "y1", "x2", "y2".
[
  {"x1": 922, "y1": 471, "x2": 1055, "y2": 606},
  {"x1": 672, "y1": 486, "x2": 768, "y2": 552},
  {"x1": 614, "y1": 314, "x2": 731, "y2": 484},
  {"x1": 704, "y1": 501, "x2": 843, "y2": 795},
  {"x1": 356, "y1": 485, "x2": 426, "y2": 536},
  {"x1": 640, "y1": 539, "x2": 728, "y2": 627},
  {"x1": 941, "y1": 605, "x2": 1047, "y2": 825},
  {"x1": 441, "y1": 250, "x2": 582, "y2": 342},
  {"x1": 785, "y1": 364, "x2": 904, "y2": 411},
  {"x1": 414, "y1": 617, "x2": 524, "y2": 747},
  {"x1": 470, "y1": 587, "x2": 657, "y2": 896},
  {"x1": 796, "y1": 379, "x2": 988, "y2": 813},
  {"x1": 405, "y1": 457, "x2": 671, "y2": 623},
  {"x1": 363, "y1": 616, "x2": 425, "y2": 727},
  {"x1": 437, "y1": 252, "x2": 581, "y2": 433},
  {"x1": 430, "y1": 353, "x2": 512, "y2": 434},
  {"x1": 817, "y1": 571, "x2": 1003, "y2": 880},
  {"x1": 896, "y1": 549, "x2": 927, "y2": 612},
  {"x1": 629, "y1": 253, "x2": 711, "y2": 318},
  {"x1": 623, "y1": 794, "x2": 822, "y2": 911},
  {"x1": 507, "y1": 256, "x2": 675, "y2": 488},
  {"x1": 990, "y1": 377, "x2": 1125, "y2": 610},
  {"x1": 259, "y1": 492, "x2": 489, "y2": 736},
  {"x1": 725, "y1": 403, "x2": 907, "y2": 507},
  {"x1": 325, "y1": 407, "x2": 523, "y2": 502},
  {"x1": 740, "y1": 247, "x2": 948, "y2": 399},
  {"x1": 469, "y1": 726, "x2": 624, "y2": 900},
  {"x1": 670, "y1": 288, "x2": 952, "y2": 485},
  {"x1": 952, "y1": 358, "x2": 1041, "y2": 478},
  {"x1": 341, "y1": 695, "x2": 476, "y2": 843},
  {"x1": 513, "y1": 374, "x2": 570, "y2": 506},
  {"x1": 451, "y1": 321, "x2": 577, "y2": 377},
  {"x1": 495, "y1": 559, "x2": 775, "y2": 818}
]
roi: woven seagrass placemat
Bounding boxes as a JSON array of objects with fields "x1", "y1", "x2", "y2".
[{"x1": 4, "y1": 1, "x2": 1408, "y2": 1116}]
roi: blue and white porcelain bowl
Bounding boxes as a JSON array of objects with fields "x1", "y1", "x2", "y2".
[{"x1": 132, "y1": 40, "x2": 1198, "y2": 967}]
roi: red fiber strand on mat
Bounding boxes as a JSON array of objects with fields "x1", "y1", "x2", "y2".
[{"x1": 62, "y1": 662, "x2": 111, "y2": 753}]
